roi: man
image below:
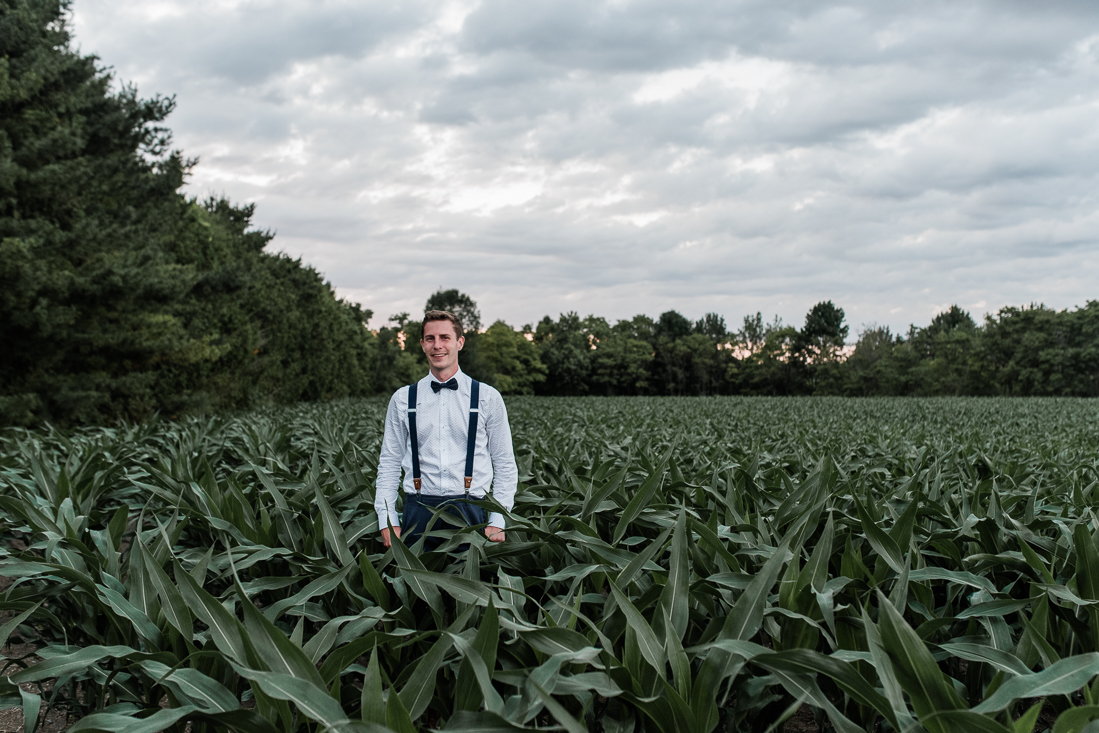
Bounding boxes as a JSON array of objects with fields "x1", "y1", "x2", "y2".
[{"x1": 375, "y1": 310, "x2": 517, "y2": 550}]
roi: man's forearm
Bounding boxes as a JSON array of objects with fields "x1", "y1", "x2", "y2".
[
  {"x1": 485, "y1": 459, "x2": 516, "y2": 528},
  {"x1": 485, "y1": 393, "x2": 518, "y2": 529},
  {"x1": 374, "y1": 485, "x2": 401, "y2": 532},
  {"x1": 374, "y1": 453, "x2": 403, "y2": 531},
  {"x1": 376, "y1": 392, "x2": 407, "y2": 532}
]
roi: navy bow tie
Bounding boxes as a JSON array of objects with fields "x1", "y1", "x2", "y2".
[{"x1": 431, "y1": 378, "x2": 459, "y2": 393}]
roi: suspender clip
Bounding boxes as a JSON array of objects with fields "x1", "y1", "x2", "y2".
[{"x1": 414, "y1": 478, "x2": 422, "y2": 493}]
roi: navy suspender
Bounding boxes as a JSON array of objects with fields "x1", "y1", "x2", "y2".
[
  {"x1": 407, "y1": 383, "x2": 421, "y2": 492},
  {"x1": 407, "y1": 379, "x2": 480, "y2": 496},
  {"x1": 464, "y1": 380, "x2": 480, "y2": 492}
]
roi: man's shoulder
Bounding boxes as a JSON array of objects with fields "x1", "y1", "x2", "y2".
[
  {"x1": 467, "y1": 376, "x2": 492, "y2": 391},
  {"x1": 387, "y1": 378, "x2": 424, "y2": 406},
  {"x1": 471, "y1": 379, "x2": 506, "y2": 404}
]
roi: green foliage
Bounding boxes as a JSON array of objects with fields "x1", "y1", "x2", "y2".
[
  {"x1": 370, "y1": 319, "x2": 422, "y2": 396},
  {"x1": 3, "y1": 397, "x2": 1099, "y2": 731},
  {"x1": 516, "y1": 301, "x2": 1099, "y2": 398},
  {"x1": 654, "y1": 310, "x2": 693, "y2": 342},
  {"x1": 0, "y1": 1, "x2": 380, "y2": 426},
  {"x1": 896, "y1": 304, "x2": 985, "y2": 395},
  {"x1": 158, "y1": 198, "x2": 381, "y2": 412},
  {"x1": 614, "y1": 313, "x2": 657, "y2": 343},
  {"x1": 983, "y1": 302, "x2": 1099, "y2": 396},
  {"x1": 0, "y1": 0, "x2": 194, "y2": 425},
  {"x1": 477, "y1": 321, "x2": 546, "y2": 395},
  {"x1": 738, "y1": 312, "x2": 783, "y2": 354},
  {"x1": 801, "y1": 300, "x2": 849, "y2": 351},
  {"x1": 590, "y1": 332, "x2": 653, "y2": 396},
  {"x1": 424, "y1": 288, "x2": 481, "y2": 334},
  {"x1": 533, "y1": 312, "x2": 592, "y2": 395},
  {"x1": 846, "y1": 324, "x2": 901, "y2": 396},
  {"x1": 731, "y1": 325, "x2": 804, "y2": 395},
  {"x1": 654, "y1": 332, "x2": 727, "y2": 395},
  {"x1": 694, "y1": 312, "x2": 728, "y2": 343}
]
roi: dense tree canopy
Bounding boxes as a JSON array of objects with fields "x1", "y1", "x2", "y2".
[
  {"x1": 0, "y1": 0, "x2": 378, "y2": 426},
  {"x1": 351, "y1": 284, "x2": 1094, "y2": 405},
  {"x1": 420, "y1": 296, "x2": 1099, "y2": 400},
  {"x1": 425, "y1": 288, "x2": 481, "y2": 333}
]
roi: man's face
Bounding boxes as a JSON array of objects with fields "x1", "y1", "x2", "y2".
[{"x1": 421, "y1": 319, "x2": 464, "y2": 374}]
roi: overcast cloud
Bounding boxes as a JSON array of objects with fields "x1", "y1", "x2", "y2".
[{"x1": 71, "y1": 0, "x2": 1099, "y2": 335}]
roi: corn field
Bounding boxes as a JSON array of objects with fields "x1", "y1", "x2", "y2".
[{"x1": 1, "y1": 396, "x2": 1099, "y2": 732}]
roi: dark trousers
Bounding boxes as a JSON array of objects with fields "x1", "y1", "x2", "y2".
[{"x1": 402, "y1": 494, "x2": 486, "y2": 552}]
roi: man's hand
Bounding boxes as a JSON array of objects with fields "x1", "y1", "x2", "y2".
[
  {"x1": 485, "y1": 526, "x2": 505, "y2": 542},
  {"x1": 381, "y1": 526, "x2": 401, "y2": 548}
]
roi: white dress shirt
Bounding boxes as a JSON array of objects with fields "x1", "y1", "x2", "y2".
[{"x1": 374, "y1": 368, "x2": 518, "y2": 531}]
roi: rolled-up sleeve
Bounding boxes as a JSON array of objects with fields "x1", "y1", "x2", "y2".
[
  {"x1": 374, "y1": 389, "x2": 407, "y2": 531},
  {"x1": 485, "y1": 390, "x2": 518, "y2": 529}
]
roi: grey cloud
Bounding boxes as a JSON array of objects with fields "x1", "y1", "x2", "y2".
[
  {"x1": 83, "y1": 1, "x2": 431, "y2": 88},
  {"x1": 459, "y1": 0, "x2": 1099, "y2": 71},
  {"x1": 460, "y1": 0, "x2": 737, "y2": 72},
  {"x1": 72, "y1": 0, "x2": 1099, "y2": 333}
]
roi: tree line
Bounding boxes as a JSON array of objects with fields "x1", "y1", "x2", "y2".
[
  {"x1": 2, "y1": 0, "x2": 1095, "y2": 428},
  {"x1": 385, "y1": 293, "x2": 1099, "y2": 399}
]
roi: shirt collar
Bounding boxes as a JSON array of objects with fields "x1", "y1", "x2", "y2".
[{"x1": 426, "y1": 367, "x2": 466, "y2": 387}]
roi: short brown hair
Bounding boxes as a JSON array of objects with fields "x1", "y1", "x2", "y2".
[{"x1": 422, "y1": 310, "x2": 464, "y2": 339}]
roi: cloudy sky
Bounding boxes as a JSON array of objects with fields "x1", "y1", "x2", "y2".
[{"x1": 72, "y1": 0, "x2": 1099, "y2": 335}]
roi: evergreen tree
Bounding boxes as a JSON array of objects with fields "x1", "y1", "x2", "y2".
[
  {"x1": 0, "y1": 1, "x2": 381, "y2": 425},
  {"x1": 0, "y1": 0, "x2": 196, "y2": 424}
]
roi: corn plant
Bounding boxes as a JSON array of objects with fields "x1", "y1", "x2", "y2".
[{"x1": 1, "y1": 397, "x2": 1099, "y2": 731}]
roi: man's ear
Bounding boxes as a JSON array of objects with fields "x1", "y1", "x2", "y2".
[{"x1": 457, "y1": 336, "x2": 465, "y2": 351}]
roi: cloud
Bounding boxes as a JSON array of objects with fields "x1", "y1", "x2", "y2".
[
  {"x1": 71, "y1": 0, "x2": 1099, "y2": 332},
  {"x1": 76, "y1": 0, "x2": 432, "y2": 85}
]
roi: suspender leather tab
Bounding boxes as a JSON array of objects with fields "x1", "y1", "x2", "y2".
[{"x1": 407, "y1": 382, "x2": 421, "y2": 493}]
